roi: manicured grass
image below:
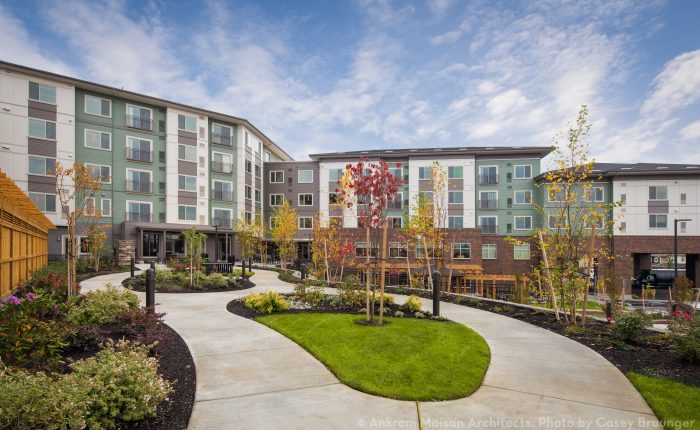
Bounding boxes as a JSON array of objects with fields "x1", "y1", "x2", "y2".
[
  {"x1": 627, "y1": 372, "x2": 700, "y2": 430},
  {"x1": 255, "y1": 313, "x2": 490, "y2": 401}
]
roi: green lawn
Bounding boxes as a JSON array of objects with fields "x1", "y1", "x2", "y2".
[
  {"x1": 255, "y1": 313, "x2": 490, "y2": 401},
  {"x1": 627, "y1": 372, "x2": 700, "y2": 430}
]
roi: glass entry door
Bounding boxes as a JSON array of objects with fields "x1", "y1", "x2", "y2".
[{"x1": 143, "y1": 233, "x2": 160, "y2": 258}]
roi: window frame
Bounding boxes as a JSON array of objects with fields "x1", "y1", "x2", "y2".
[
  {"x1": 178, "y1": 144, "x2": 197, "y2": 162},
  {"x1": 298, "y1": 216, "x2": 313, "y2": 230},
  {"x1": 101, "y1": 198, "x2": 112, "y2": 217},
  {"x1": 298, "y1": 170, "x2": 314, "y2": 183},
  {"x1": 452, "y1": 242, "x2": 471, "y2": 260},
  {"x1": 177, "y1": 114, "x2": 197, "y2": 133},
  {"x1": 125, "y1": 135, "x2": 153, "y2": 161},
  {"x1": 84, "y1": 94, "x2": 112, "y2": 117},
  {"x1": 514, "y1": 216, "x2": 532, "y2": 230},
  {"x1": 125, "y1": 167, "x2": 152, "y2": 193},
  {"x1": 178, "y1": 174, "x2": 197, "y2": 192},
  {"x1": 28, "y1": 81, "x2": 56, "y2": 104},
  {"x1": 269, "y1": 171, "x2": 284, "y2": 183},
  {"x1": 448, "y1": 216, "x2": 463, "y2": 229},
  {"x1": 448, "y1": 165, "x2": 464, "y2": 179},
  {"x1": 28, "y1": 118, "x2": 56, "y2": 140},
  {"x1": 479, "y1": 190, "x2": 498, "y2": 210},
  {"x1": 479, "y1": 215, "x2": 498, "y2": 234},
  {"x1": 211, "y1": 123, "x2": 233, "y2": 146},
  {"x1": 126, "y1": 200, "x2": 152, "y2": 222},
  {"x1": 514, "y1": 244, "x2": 531, "y2": 260},
  {"x1": 388, "y1": 242, "x2": 408, "y2": 259},
  {"x1": 649, "y1": 186, "x2": 668, "y2": 201},
  {"x1": 269, "y1": 194, "x2": 284, "y2": 206},
  {"x1": 28, "y1": 192, "x2": 57, "y2": 213},
  {"x1": 85, "y1": 163, "x2": 112, "y2": 184},
  {"x1": 245, "y1": 184, "x2": 252, "y2": 200},
  {"x1": 28, "y1": 155, "x2": 56, "y2": 176},
  {"x1": 479, "y1": 165, "x2": 498, "y2": 185},
  {"x1": 418, "y1": 166, "x2": 431, "y2": 180},
  {"x1": 298, "y1": 193, "x2": 314, "y2": 206},
  {"x1": 178, "y1": 205, "x2": 197, "y2": 221},
  {"x1": 514, "y1": 164, "x2": 532, "y2": 179},
  {"x1": 482, "y1": 244, "x2": 497, "y2": 260},
  {"x1": 649, "y1": 214, "x2": 668, "y2": 229},
  {"x1": 585, "y1": 186, "x2": 605, "y2": 202},
  {"x1": 514, "y1": 190, "x2": 532, "y2": 205},
  {"x1": 84, "y1": 128, "x2": 112, "y2": 151},
  {"x1": 125, "y1": 104, "x2": 153, "y2": 131},
  {"x1": 387, "y1": 216, "x2": 403, "y2": 228},
  {"x1": 448, "y1": 191, "x2": 464, "y2": 204}
]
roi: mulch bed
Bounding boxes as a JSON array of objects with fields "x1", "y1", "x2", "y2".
[
  {"x1": 61, "y1": 322, "x2": 196, "y2": 430},
  {"x1": 123, "y1": 277, "x2": 255, "y2": 293},
  {"x1": 384, "y1": 286, "x2": 700, "y2": 387}
]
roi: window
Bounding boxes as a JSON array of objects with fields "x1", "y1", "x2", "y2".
[
  {"x1": 388, "y1": 217, "x2": 403, "y2": 228},
  {"x1": 244, "y1": 184, "x2": 252, "y2": 200},
  {"x1": 482, "y1": 244, "x2": 496, "y2": 260},
  {"x1": 548, "y1": 215, "x2": 559, "y2": 229},
  {"x1": 389, "y1": 242, "x2": 407, "y2": 258},
  {"x1": 298, "y1": 170, "x2": 313, "y2": 183},
  {"x1": 584, "y1": 216, "x2": 604, "y2": 229},
  {"x1": 681, "y1": 193, "x2": 687, "y2": 205},
  {"x1": 211, "y1": 123, "x2": 232, "y2": 146},
  {"x1": 256, "y1": 140, "x2": 262, "y2": 153},
  {"x1": 418, "y1": 167, "x2": 431, "y2": 180},
  {"x1": 127, "y1": 201, "x2": 151, "y2": 222},
  {"x1": 255, "y1": 189, "x2": 261, "y2": 203},
  {"x1": 86, "y1": 164, "x2": 111, "y2": 183},
  {"x1": 388, "y1": 192, "x2": 403, "y2": 209},
  {"x1": 298, "y1": 217, "x2": 313, "y2": 229},
  {"x1": 328, "y1": 168, "x2": 344, "y2": 181},
  {"x1": 452, "y1": 243, "x2": 471, "y2": 259},
  {"x1": 245, "y1": 159, "x2": 252, "y2": 173},
  {"x1": 101, "y1": 198, "x2": 112, "y2": 217},
  {"x1": 28, "y1": 192, "x2": 56, "y2": 212},
  {"x1": 84, "y1": 95, "x2": 111, "y2": 117},
  {"x1": 680, "y1": 221, "x2": 687, "y2": 234},
  {"x1": 126, "y1": 169, "x2": 151, "y2": 193},
  {"x1": 356, "y1": 242, "x2": 378, "y2": 257},
  {"x1": 514, "y1": 165, "x2": 532, "y2": 179},
  {"x1": 619, "y1": 222, "x2": 626, "y2": 233},
  {"x1": 479, "y1": 216, "x2": 497, "y2": 234},
  {"x1": 548, "y1": 189, "x2": 566, "y2": 202},
  {"x1": 514, "y1": 216, "x2": 532, "y2": 230},
  {"x1": 178, "y1": 144, "x2": 197, "y2": 162},
  {"x1": 415, "y1": 243, "x2": 435, "y2": 259},
  {"x1": 514, "y1": 244, "x2": 530, "y2": 260},
  {"x1": 28, "y1": 118, "x2": 56, "y2": 140},
  {"x1": 212, "y1": 181, "x2": 233, "y2": 201},
  {"x1": 448, "y1": 166, "x2": 463, "y2": 179},
  {"x1": 245, "y1": 132, "x2": 252, "y2": 149},
  {"x1": 270, "y1": 171, "x2": 284, "y2": 183},
  {"x1": 649, "y1": 186, "x2": 667, "y2": 200},
  {"x1": 649, "y1": 214, "x2": 667, "y2": 229},
  {"x1": 479, "y1": 166, "x2": 498, "y2": 185},
  {"x1": 178, "y1": 205, "x2": 197, "y2": 221},
  {"x1": 269, "y1": 217, "x2": 277, "y2": 229},
  {"x1": 479, "y1": 191, "x2": 498, "y2": 209},
  {"x1": 270, "y1": 194, "x2": 284, "y2": 206},
  {"x1": 329, "y1": 192, "x2": 339, "y2": 205},
  {"x1": 448, "y1": 191, "x2": 463, "y2": 204},
  {"x1": 126, "y1": 136, "x2": 151, "y2": 161},
  {"x1": 389, "y1": 167, "x2": 403, "y2": 179},
  {"x1": 178, "y1": 175, "x2": 197, "y2": 192},
  {"x1": 585, "y1": 187, "x2": 604, "y2": 202},
  {"x1": 28, "y1": 155, "x2": 55, "y2": 176},
  {"x1": 448, "y1": 216, "x2": 463, "y2": 228},
  {"x1": 265, "y1": 151, "x2": 271, "y2": 162},
  {"x1": 254, "y1": 164, "x2": 261, "y2": 178},
  {"x1": 178, "y1": 114, "x2": 197, "y2": 132},
  {"x1": 28, "y1": 81, "x2": 56, "y2": 104},
  {"x1": 244, "y1": 211, "x2": 253, "y2": 223},
  {"x1": 126, "y1": 105, "x2": 152, "y2": 131},
  {"x1": 620, "y1": 193, "x2": 626, "y2": 204},
  {"x1": 514, "y1": 190, "x2": 532, "y2": 204},
  {"x1": 213, "y1": 208, "x2": 233, "y2": 228},
  {"x1": 84, "y1": 129, "x2": 111, "y2": 150},
  {"x1": 298, "y1": 194, "x2": 313, "y2": 206},
  {"x1": 211, "y1": 152, "x2": 233, "y2": 174},
  {"x1": 419, "y1": 191, "x2": 433, "y2": 202},
  {"x1": 84, "y1": 197, "x2": 96, "y2": 216}
]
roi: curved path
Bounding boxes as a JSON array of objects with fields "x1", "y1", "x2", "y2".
[{"x1": 82, "y1": 270, "x2": 658, "y2": 429}]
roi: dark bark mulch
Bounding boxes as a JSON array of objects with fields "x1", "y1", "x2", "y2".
[
  {"x1": 123, "y1": 277, "x2": 255, "y2": 293},
  {"x1": 384, "y1": 286, "x2": 700, "y2": 387}
]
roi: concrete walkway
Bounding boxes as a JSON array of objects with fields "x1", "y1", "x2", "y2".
[{"x1": 81, "y1": 269, "x2": 659, "y2": 430}]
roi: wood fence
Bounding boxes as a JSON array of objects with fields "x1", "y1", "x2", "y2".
[{"x1": 0, "y1": 170, "x2": 55, "y2": 296}]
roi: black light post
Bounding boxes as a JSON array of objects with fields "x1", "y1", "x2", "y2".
[{"x1": 674, "y1": 218, "x2": 691, "y2": 279}]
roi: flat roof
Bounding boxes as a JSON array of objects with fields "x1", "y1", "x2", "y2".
[
  {"x1": 536, "y1": 162, "x2": 700, "y2": 180},
  {"x1": 309, "y1": 146, "x2": 554, "y2": 160}
]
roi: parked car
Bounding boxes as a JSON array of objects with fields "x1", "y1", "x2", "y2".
[{"x1": 631, "y1": 269, "x2": 684, "y2": 289}]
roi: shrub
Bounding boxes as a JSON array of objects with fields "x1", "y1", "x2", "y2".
[
  {"x1": 204, "y1": 273, "x2": 229, "y2": 289},
  {"x1": 564, "y1": 325, "x2": 587, "y2": 336},
  {"x1": 415, "y1": 312, "x2": 425, "y2": 319},
  {"x1": 673, "y1": 276, "x2": 695, "y2": 305},
  {"x1": 404, "y1": 295, "x2": 422, "y2": 313},
  {"x1": 68, "y1": 285, "x2": 139, "y2": 325},
  {"x1": 278, "y1": 270, "x2": 300, "y2": 284},
  {"x1": 117, "y1": 307, "x2": 166, "y2": 345},
  {"x1": 394, "y1": 310, "x2": 404, "y2": 318},
  {"x1": 245, "y1": 291, "x2": 290, "y2": 314},
  {"x1": 668, "y1": 312, "x2": 700, "y2": 362},
  {"x1": 611, "y1": 310, "x2": 650, "y2": 343},
  {"x1": 368, "y1": 291, "x2": 394, "y2": 307},
  {"x1": 231, "y1": 269, "x2": 255, "y2": 278},
  {"x1": 172, "y1": 271, "x2": 190, "y2": 286},
  {"x1": 154, "y1": 269, "x2": 174, "y2": 284},
  {"x1": 300, "y1": 285, "x2": 327, "y2": 307},
  {"x1": 336, "y1": 276, "x2": 365, "y2": 308}
]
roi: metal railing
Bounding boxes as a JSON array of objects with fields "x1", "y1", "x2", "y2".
[
  {"x1": 126, "y1": 211, "x2": 151, "y2": 222},
  {"x1": 480, "y1": 199, "x2": 498, "y2": 210},
  {"x1": 126, "y1": 180, "x2": 152, "y2": 194},
  {"x1": 126, "y1": 115, "x2": 153, "y2": 131},
  {"x1": 212, "y1": 161, "x2": 233, "y2": 174},
  {"x1": 480, "y1": 224, "x2": 497, "y2": 234},
  {"x1": 479, "y1": 175, "x2": 498, "y2": 185},
  {"x1": 212, "y1": 133, "x2": 232, "y2": 146},
  {"x1": 212, "y1": 217, "x2": 233, "y2": 228},
  {"x1": 126, "y1": 147, "x2": 153, "y2": 162},
  {"x1": 213, "y1": 190, "x2": 233, "y2": 201}
]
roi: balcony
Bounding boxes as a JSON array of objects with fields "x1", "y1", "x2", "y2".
[
  {"x1": 480, "y1": 223, "x2": 497, "y2": 234},
  {"x1": 213, "y1": 190, "x2": 233, "y2": 202},
  {"x1": 126, "y1": 147, "x2": 153, "y2": 162},
  {"x1": 479, "y1": 175, "x2": 498, "y2": 185},
  {"x1": 212, "y1": 217, "x2": 233, "y2": 229},
  {"x1": 126, "y1": 180, "x2": 152, "y2": 194},
  {"x1": 480, "y1": 199, "x2": 498, "y2": 210},
  {"x1": 212, "y1": 133, "x2": 232, "y2": 146},
  {"x1": 126, "y1": 115, "x2": 153, "y2": 131},
  {"x1": 126, "y1": 212, "x2": 151, "y2": 222},
  {"x1": 212, "y1": 161, "x2": 233, "y2": 174}
]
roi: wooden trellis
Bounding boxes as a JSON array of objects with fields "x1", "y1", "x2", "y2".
[{"x1": 0, "y1": 170, "x2": 55, "y2": 296}]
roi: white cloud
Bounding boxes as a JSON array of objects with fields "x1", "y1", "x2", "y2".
[
  {"x1": 426, "y1": 0, "x2": 454, "y2": 16},
  {"x1": 430, "y1": 30, "x2": 461, "y2": 45},
  {"x1": 680, "y1": 119, "x2": 700, "y2": 140},
  {"x1": 642, "y1": 50, "x2": 700, "y2": 117}
]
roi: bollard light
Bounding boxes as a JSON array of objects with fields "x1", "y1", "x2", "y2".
[{"x1": 432, "y1": 271, "x2": 441, "y2": 316}]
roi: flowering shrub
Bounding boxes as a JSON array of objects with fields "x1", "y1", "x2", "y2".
[
  {"x1": 293, "y1": 284, "x2": 327, "y2": 307},
  {"x1": 611, "y1": 310, "x2": 650, "y2": 343},
  {"x1": 403, "y1": 295, "x2": 423, "y2": 313},
  {"x1": 68, "y1": 284, "x2": 139, "y2": 325},
  {"x1": 245, "y1": 291, "x2": 290, "y2": 314},
  {"x1": 117, "y1": 307, "x2": 166, "y2": 345},
  {"x1": 204, "y1": 273, "x2": 229, "y2": 289},
  {"x1": 368, "y1": 291, "x2": 395, "y2": 307},
  {"x1": 669, "y1": 311, "x2": 700, "y2": 362},
  {"x1": 231, "y1": 269, "x2": 255, "y2": 278},
  {"x1": 336, "y1": 276, "x2": 365, "y2": 308}
]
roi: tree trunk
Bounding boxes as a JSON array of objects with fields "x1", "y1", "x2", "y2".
[
  {"x1": 581, "y1": 224, "x2": 596, "y2": 326},
  {"x1": 538, "y1": 230, "x2": 560, "y2": 321},
  {"x1": 379, "y1": 221, "x2": 388, "y2": 325},
  {"x1": 422, "y1": 237, "x2": 433, "y2": 290},
  {"x1": 406, "y1": 245, "x2": 412, "y2": 289},
  {"x1": 365, "y1": 226, "x2": 371, "y2": 322},
  {"x1": 324, "y1": 238, "x2": 330, "y2": 282}
]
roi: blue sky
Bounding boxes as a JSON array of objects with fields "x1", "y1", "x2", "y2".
[{"x1": 1, "y1": 0, "x2": 699, "y2": 164}]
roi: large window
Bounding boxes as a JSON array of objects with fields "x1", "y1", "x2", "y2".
[
  {"x1": 389, "y1": 242, "x2": 407, "y2": 258},
  {"x1": 415, "y1": 243, "x2": 435, "y2": 259},
  {"x1": 479, "y1": 166, "x2": 498, "y2": 185},
  {"x1": 126, "y1": 169, "x2": 152, "y2": 193},
  {"x1": 127, "y1": 201, "x2": 151, "y2": 222},
  {"x1": 269, "y1": 194, "x2": 284, "y2": 206},
  {"x1": 514, "y1": 190, "x2": 532, "y2": 204},
  {"x1": 585, "y1": 186, "x2": 604, "y2": 202},
  {"x1": 448, "y1": 216, "x2": 463, "y2": 228},
  {"x1": 388, "y1": 216, "x2": 403, "y2": 228},
  {"x1": 255, "y1": 164, "x2": 261, "y2": 178},
  {"x1": 245, "y1": 159, "x2": 252, "y2": 173},
  {"x1": 479, "y1": 191, "x2": 498, "y2": 209},
  {"x1": 178, "y1": 144, "x2": 197, "y2": 162},
  {"x1": 548, "y1": 189, "x2": 566, "y2": 202},
  {"x1": 328, "y1": 168, "x2": 344, "y2": 181},
  {"x1": 126, "y1": 136, "x2": 151, "y2": 161},
  {"x1": 448, "y1": 166, "x2": 463, "y2": 179},
  {"x1": 178, "y1": 114, "x2": 197, "y2": 133},
  {"x1": 452, "y1": 243, "x2": 471, "y2": 259},
  {"x1": 270, "y1": 171, "x2": 284, "y2": 183},
  {"x1": 84, "y1": 129, "x2": 111, "y2": 150},
  {"x1": 649, "y1": 214, "x2": 667, "y2": 229},
  {"x1": 101, "y1": 198, "x2": 112, "y2": 217},
  {"x1": 480, "y1": 216, "x2": 497, "y2": 234},
  {"x1": 482, "y1": 244, "x2": 496, "y2": 260},
  {"x1": 178, "y1": 175, "x2": 197, "y2": 192},
  {"x1": 356, "y1": 242, "x2": 378, "y2": 257},
  {"x1": 649, "y1": 186, "x2": 667, "y2": 200},
  {"x1": 126, "y1": 105, "x2": 152, "y2": 131},
  {"x1": 514, "y1": 165, "x2": 532, "y2": 179},
  {"x1": 212, "y1": 208, "x2": 233, "y2": 228},
  {"x1": 448, "y1": 191, "x2": 463, "y2": 204},
  {"x1": 28, "y1": 81, "x2": 56, "y2": 104},
  {"x1": 213, "y1": 180, "x2": 233, "y2": 201},
  {"x1": 212, "y1": 152, "x2": 233, "y2": 173},
  {"x1": 178, "y1": 205, "x2": 197, "y2": 221},
  {"x1": 28, "y1": 155, "x2": 55, "y2": 176},
  {"x1": 298, "y1": 170, "x2": 313, "y2": 183},
  {"x1": 245, "y1": 185, "x2": 252, "y2": 200},
  {"x1": 28, "y1": 192, "x2": 56, "y2": 212},
  {"x1": 418, "y1": 167, "x2": 431, "y2": 180},
  {"x1": 298, "y1": 194, "x2": 313, "y2": 206},
  {"x1": 28, "y1": 118, "x2": 56, "y2": 140},
  {"x1": 255, "y1": 189, "x2": 261, "y2": 203},
  {"x1": 514, "y1": 216, "x2": 532, "y2": 230},
  {"x1": 388, "y1": 192, "x2": 403, "y2": 209},
  {"x1": 298, "y1": 216, "x2": 313, "y2": 229},
  {"x1": 211, "y1": 123, "x2": 232, "y2": 146},
  {"x1": 514, "y1": 244, "x2": 530, "y2": 260},
  {"x1": 84, "y1": 95, "x2": 111, "y2": 117},
  {"x1": 86, "y1": 163, "x2": 111, "y2": 183}
]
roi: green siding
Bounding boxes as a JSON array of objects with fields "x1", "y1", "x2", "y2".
[
  {"x1": 539, "y1": 181, "x2": 614, "y2": 233},
  {"x1": 209, "y1": 120, "x2": 239, "y2": 222}
]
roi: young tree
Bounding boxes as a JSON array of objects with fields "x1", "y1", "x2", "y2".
[
  {"x1": 405, "y1": 192, "x2": 435, "y2": 288},
  {"x1": 271, "y1": 199, "x2": 298, "y2": 270},
  {"x1": 85, "y1": 224, "x2": 107, "y2": 271},
  {"x1": 236, "y1": 216, "x2": 261, "y2": 264},
  {"x1": 55, "y1": 162, "x2": 105, "y2": 296},
  {"x1": 338, "y1": 157, "x2": 403, "y2": 324},
  {"x1": 182, "y1": 227, "x2": 207, "y2": 288}
]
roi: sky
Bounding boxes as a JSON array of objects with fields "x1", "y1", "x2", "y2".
[{"x1": 1, "y1": 0, "x2": 699, "y2": 164}]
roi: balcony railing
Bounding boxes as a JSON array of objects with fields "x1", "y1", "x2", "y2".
[
  {"x1": 212, "y1": 161, "x2": 233, "y2": 174},
  {"x1": 126, "y1": 115, "x2": 153, "y2": 131},
  {"x1": 126, "y1": 212, "x2": 151, "y2": 222},
  {"x1": 480, "y1": 223, "x2": 497, "y2": 234},
  {"x1": 126, "y1": 180, "x2": 152, "y2": 194},
  {"x1": 212, "y1": 217, "x2": 233, "y2": 229},
  {"x1": 480, "y1": 199, "x2": 498, "y2": 210},
  {"x1": 212, "y1": 133, "x2": 232, "y2": 146},
  {"x1": 213, "y1": 190, "x2": 233, "y2": 201},
  {"x1": 126, "y1": 147, "x2": 153, "y2": 162},
  {"x1": 479, "y1": 175, "x2": 498, "y2": 185}
]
